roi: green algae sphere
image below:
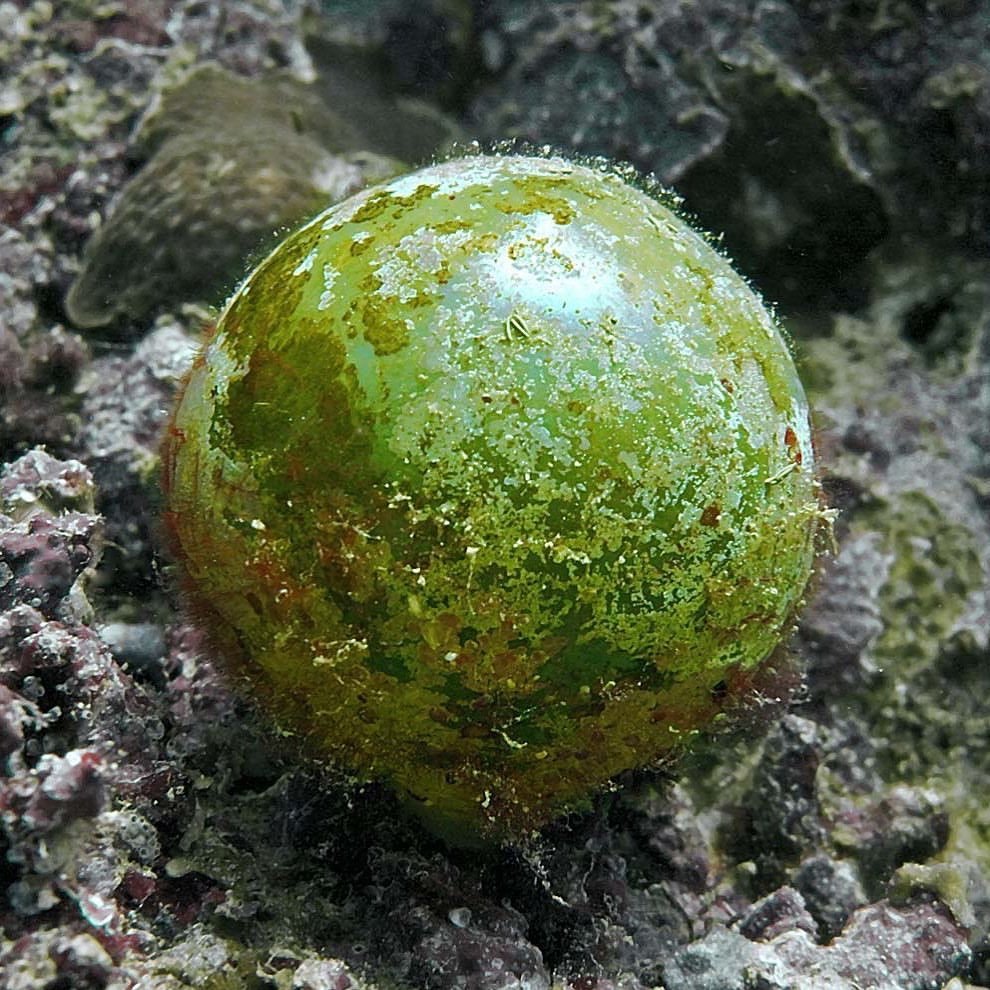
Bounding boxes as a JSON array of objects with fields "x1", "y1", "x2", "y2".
[{"x1": 164, "y1": 153, "x2": 820, "y2": 841}]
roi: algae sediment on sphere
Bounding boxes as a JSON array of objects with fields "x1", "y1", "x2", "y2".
[{"x1": 163, "y1": 153, "x2": 820, "y2": 841}]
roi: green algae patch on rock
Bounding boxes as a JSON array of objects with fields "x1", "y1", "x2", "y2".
[{"x1": 163, "y1": 153, "x2": 821, "y2": 842}]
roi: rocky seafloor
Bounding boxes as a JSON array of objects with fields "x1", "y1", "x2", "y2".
[{"x1": 1, "y1": 1, "x2": 989, "y2": 988}]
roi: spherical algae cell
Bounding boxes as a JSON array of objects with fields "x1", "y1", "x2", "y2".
[{"x1": 163, "y1": 153, "x2": 821, "y2": 841}]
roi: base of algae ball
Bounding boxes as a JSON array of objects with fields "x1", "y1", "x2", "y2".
[{"x1": 163, "y1": 153, "x2": 820, "y2": 843}]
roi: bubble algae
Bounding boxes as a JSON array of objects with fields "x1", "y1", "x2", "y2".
[{"x1": 163, "y1": 153, "x2": 821, "y2": 841}]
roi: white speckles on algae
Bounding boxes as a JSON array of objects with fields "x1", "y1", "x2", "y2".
[{"x1": 166, "y1": 153, "x2": 820, "y2": 837}]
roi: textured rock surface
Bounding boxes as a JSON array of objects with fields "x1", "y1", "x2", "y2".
[
  {"x1": 64, "y1": 66, "x2": 407, "y2": 329},
  {"x1": 470, "y1": 0, "x2": 990, "y2": 310},
  {"x1": 1, "y1": 0, "x2": 988, "y2": 988}
]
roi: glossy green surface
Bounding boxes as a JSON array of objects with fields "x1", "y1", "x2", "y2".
[{"x1": 164, "y1": 153, "x2": 820, "y2": 840}]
